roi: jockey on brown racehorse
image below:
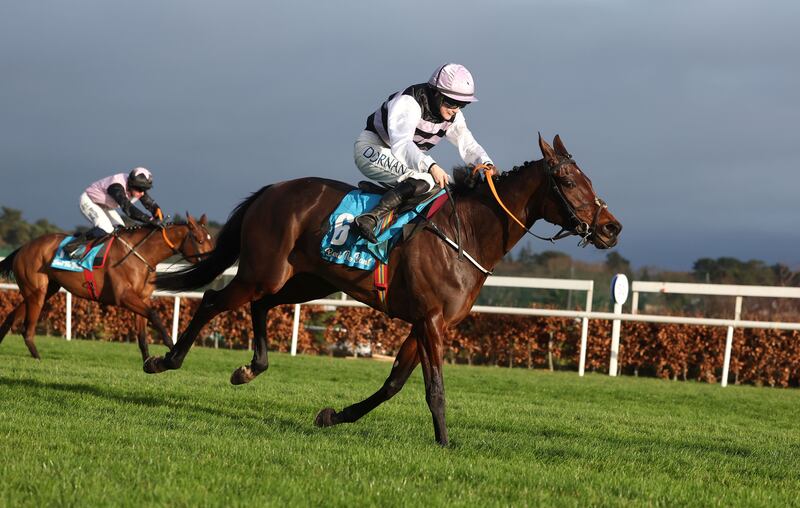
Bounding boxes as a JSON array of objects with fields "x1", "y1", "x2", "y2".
[
  {"x1": 353, "y1": 63, "x2": 495, "y2": 243},
  {"x1": 63, "y1": 167, "x2": 164, "y2": 258},
  {"x1": 0, "y1": 213, "x2": 214, "y2": 361}
]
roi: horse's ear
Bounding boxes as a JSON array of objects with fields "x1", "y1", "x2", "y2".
[
  {"x1": 538, "y1": 132, "x2": 558, "y2": 164},
  {"x1": 199, "y1": 214, "x2": 208, "y2": 225},
  {"x1": 553, "y1": 135, "x2": 570, "y2": 157},
  {"x1": 185, "y1": 211, "x2": 195, "y2": 227}
]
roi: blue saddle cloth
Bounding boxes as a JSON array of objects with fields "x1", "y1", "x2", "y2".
[
  {"x1": 320, "y1": 189, "x2": 445, "y2": 271},
  {"x1": 51, "y1": 236, "x2": 108, "y2": 272}
]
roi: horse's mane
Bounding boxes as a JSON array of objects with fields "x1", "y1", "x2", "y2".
[
  {"x1": 115, "y1": 222, "x2": 183, "y2": 234},
  {"x1": 449, "y1": 162, "x2": 535, "y2": 197}
]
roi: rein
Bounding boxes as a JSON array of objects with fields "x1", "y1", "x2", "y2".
[
  {"x1": 155, "y1": 209, "x2": 176, "y2": 249},
  {"x1": 112, "y1": 223, "x2": 211, "y2": 271},
  {"x1": 114, "y1": 228, "x2": 159, "y2": 271},
  {"x1": 472, "y1": 160, "x2": 607, "y2": 247}
]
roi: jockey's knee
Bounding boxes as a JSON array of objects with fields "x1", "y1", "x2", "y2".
[
  {"x1": 404, "y1": 177, "x2": 432, "y2": 196},
  {"x1": 86, "y1": 226, "x2": 107, "y2": 239}
]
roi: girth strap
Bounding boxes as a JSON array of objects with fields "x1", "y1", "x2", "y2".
[
  {"x1": 373, "y1": 262, "x2": 389, "y2": 312},
  {"x1": 82, "y1": 268, "x2": 99, "y2": 300}
]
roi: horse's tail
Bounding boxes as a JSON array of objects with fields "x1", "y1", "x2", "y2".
[
  {"x1": 156, "y1": 186, "x2": 270, "y2": 291},
  {"x1": 0, "y1": 248, "x2": 19, "y2": 280}
]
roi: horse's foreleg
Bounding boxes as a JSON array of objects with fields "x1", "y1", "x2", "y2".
[
  {"x1": 148, "y1": 307, "x2": 171, "y2": 350},
  {"x1": 230, "y1": 298, "x2": 271, "y2": 385},
  {"x1": 145, "y1": 279, "x2": 255, "y2": 374},
  {"x1": 417, "y1": 313, "x2": 448, "y2": 446},
  {"x1": 118, "y1": 290, "x2": 167, "y2": 362},
  {"x1": 315, "y1": 327, "x2": 420, "y2": 427},
  {"x1": 134, "y1": 315, "x2": 150, "y2": 362}
]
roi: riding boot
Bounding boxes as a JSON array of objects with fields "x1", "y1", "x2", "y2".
[
  {"x1": 354, "y1": 179, "x2": 425, "y2": 243},
  {"x1": 62, "y1": 233, "x2": 84, "y2": 259},
  {"x1": 65, "y1": 227, "x2": 105, "y2": 259}
]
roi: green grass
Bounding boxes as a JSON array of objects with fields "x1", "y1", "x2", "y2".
[{"x1": 1, "y1": 336, "x2": 799, "y2": 507}]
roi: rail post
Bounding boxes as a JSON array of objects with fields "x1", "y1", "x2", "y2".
[
  {"x1": 171, "y1": 296, "x2": 181, "y2": 343},
  {"x1": 609, "y1": 274, "x2": 629, "y2": 377},
  {"x1": 721, "y1": 296, "x2": 743, "y2": 387},
  {"x1": 65, "y1": 291, "x2": 72, "y2": 340},
  {"x1": 578, "y1": 286, "x2": 593, "y2": 376},
  {"x1": 290, "y1": 303, "x2": 301, "y2": 356}
]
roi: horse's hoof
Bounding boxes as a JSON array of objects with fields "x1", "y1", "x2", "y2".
[
  {"x1": 314, "y1": 407, "x2": 339, "y2": 427},
  {"x1": 230, "y1": 366, "x2": 256, "y2": 385},
  {"x1": 143, "y1": 356, "x2": 167, "y2": 374}
]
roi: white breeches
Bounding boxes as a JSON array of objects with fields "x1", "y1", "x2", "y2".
[
  {"x1": 79, "y1": 192, "x2": 125, "y2": 233},
  {"x1": 353, "y1": 130, "x2": 436, "y2": 192}
]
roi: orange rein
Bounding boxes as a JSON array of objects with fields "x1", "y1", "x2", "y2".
[
  {"x1": 471, "y1": 163, "x2": 529, "y2": 231},
  {"x1": 155, "y1": 209, "x2": 177, "y2": 249}
]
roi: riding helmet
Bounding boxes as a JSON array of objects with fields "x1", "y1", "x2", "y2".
[
  {"x1": 428, "y1": 63, "x2": 479, "y2": 103},
  {"x1": 127, "y1": 167, "x2": 153, "y2": 191}
]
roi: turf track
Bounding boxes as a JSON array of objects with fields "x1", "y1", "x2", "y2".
[{"x1": 1, "y1": 336, "x2": 798, "y2": 506}]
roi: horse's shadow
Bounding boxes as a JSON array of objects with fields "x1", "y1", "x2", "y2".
[{"x1": 0, "y1": 375, "x2": 315, "y2": 436}]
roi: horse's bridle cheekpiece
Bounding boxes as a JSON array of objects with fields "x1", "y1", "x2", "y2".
[
  {"x1": 473, "y1": 158, "x2": 608, "y2": 247},
  {"x1": 544, "y1": 156, "x2": 608, "y2": 247}
]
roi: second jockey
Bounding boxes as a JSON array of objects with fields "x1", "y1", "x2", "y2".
[
  {"x1": 64, "y1": 167, "x2": 163, "y2": 257},
  {"x1": 353, "y1": 63, "x2": 495, "y2": 243}
]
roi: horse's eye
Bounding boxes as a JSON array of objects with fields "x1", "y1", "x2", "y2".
[{"x1": 563, "y1": 179, "x2": 576, "y2": 189}]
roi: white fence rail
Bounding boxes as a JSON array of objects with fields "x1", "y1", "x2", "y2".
[{"x1": 2, "y1": 259, "x2": 799, "y2": 387}]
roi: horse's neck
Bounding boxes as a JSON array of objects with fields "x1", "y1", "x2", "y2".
[
  {"x1": 123, "y1": 226, "x2": 183, "y2": 264},
  {"x1": 461, "y1": 161, "x2": 547, "y2": 266}
]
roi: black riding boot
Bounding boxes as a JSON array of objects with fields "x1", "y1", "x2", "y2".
[
  {"x1": 64, "y1": 227, "x2": 105, "y2": 259},
  {"x1": 62, "y1": 233, "x2": 84, "y2": 259},
  {"x1": 354, "y1": 179, "x2": 426, "y2": 243}
]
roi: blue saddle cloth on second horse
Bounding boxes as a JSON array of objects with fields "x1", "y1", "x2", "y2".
[
  {"x1": 320, "y1": 189, "x2": 446, "y2": 271},
  {"x1": 50, "y1": 236, "x2": 113, "y2": 272}
]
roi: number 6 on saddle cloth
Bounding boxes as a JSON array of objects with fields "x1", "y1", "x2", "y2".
[{"x1": 320, "y1": 188, "x2": 446, "y2": 271}]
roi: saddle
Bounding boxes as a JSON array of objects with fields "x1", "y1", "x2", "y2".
[
  {"x1": 51, "y1": 235, "x2": 115, "y2": 272},
  {"x1": 320, "y1": 187, "x2": 448, "y2": 271}
]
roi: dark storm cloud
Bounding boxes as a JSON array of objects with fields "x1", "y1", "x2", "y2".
[{"x1": 1, "y1": 0, "x2": 798, "y2": 269}]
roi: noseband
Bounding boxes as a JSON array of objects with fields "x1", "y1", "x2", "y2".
[
  {"x1": 544, "y1": 157, "x2": 608, "y2": 247},
  {"x1": 175, "y1": 224, "x2": 213, "y2": 262}
]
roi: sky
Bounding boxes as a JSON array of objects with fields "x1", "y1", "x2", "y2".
[{"x1": 1, "y1": 0, "x2": 798, "y2": 271}]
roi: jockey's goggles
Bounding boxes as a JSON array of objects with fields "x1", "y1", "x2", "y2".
[{"x1": 440, "y1": 95, "x2": 469, "y2": 110}]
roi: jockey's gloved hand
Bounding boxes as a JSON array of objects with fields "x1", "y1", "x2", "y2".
[
  {"x1": 485, "y1": 163, "x2": 499, "y2": 181},
  {"x1": 149, "y1": 217, "x2": 164, "y2": 228}
]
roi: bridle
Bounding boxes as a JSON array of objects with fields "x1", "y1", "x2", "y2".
[
  {"x1": 473, "y1": 158, "x2": 608, "y2": 248},
  {"x1": 173, "y1": 223, "x2": 213, "y2": 262},
  {"x1": 542, "y1": 156, "x2": 608, "y2": 247},
  {"x1": 113, "y1": 223, "x2": 212, "y2": 271}
]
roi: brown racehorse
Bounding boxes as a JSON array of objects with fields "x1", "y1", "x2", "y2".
[
  {"x1": 0, "y1": 214, "x2": 214, "y2": 360},
  {"x1": 146, "y1": 135, "x2": 621, "y2": 445}
]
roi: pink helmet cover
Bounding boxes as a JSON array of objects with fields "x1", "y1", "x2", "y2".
[{"x1": 428, "y1": 63, "x2": 478, "y2": 103}]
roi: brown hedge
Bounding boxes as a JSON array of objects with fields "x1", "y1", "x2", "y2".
[{"x1": 1, "y1": 290, "x2": 798, "y2": 387}]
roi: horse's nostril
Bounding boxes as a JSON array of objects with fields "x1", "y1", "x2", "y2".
[{"x1": 603, "y1": 222, "x2": 621, "y2": 237}]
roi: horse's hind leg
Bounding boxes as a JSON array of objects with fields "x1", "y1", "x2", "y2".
[
  {"x1": 17, "y1": 281, "x2": 61, "y2": 359},
  {"x1": 144, "y1": 278, "x2": 257, "y2": 374},
  {"x1": 230, "y1": 275, "x2": 338, "y2": 385},
  {"x1": 0, "y1": 302, "x2": 26, "y2": 345},
  {"x1": 20, "y1": 291, "x2": 46, "y2": 359},
  {"x1": 230, "y1": 297, "x2": 272, "y2": 385},
  {"x1": 316, "y1": 326, "x2": 420, "y2": 427}
]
